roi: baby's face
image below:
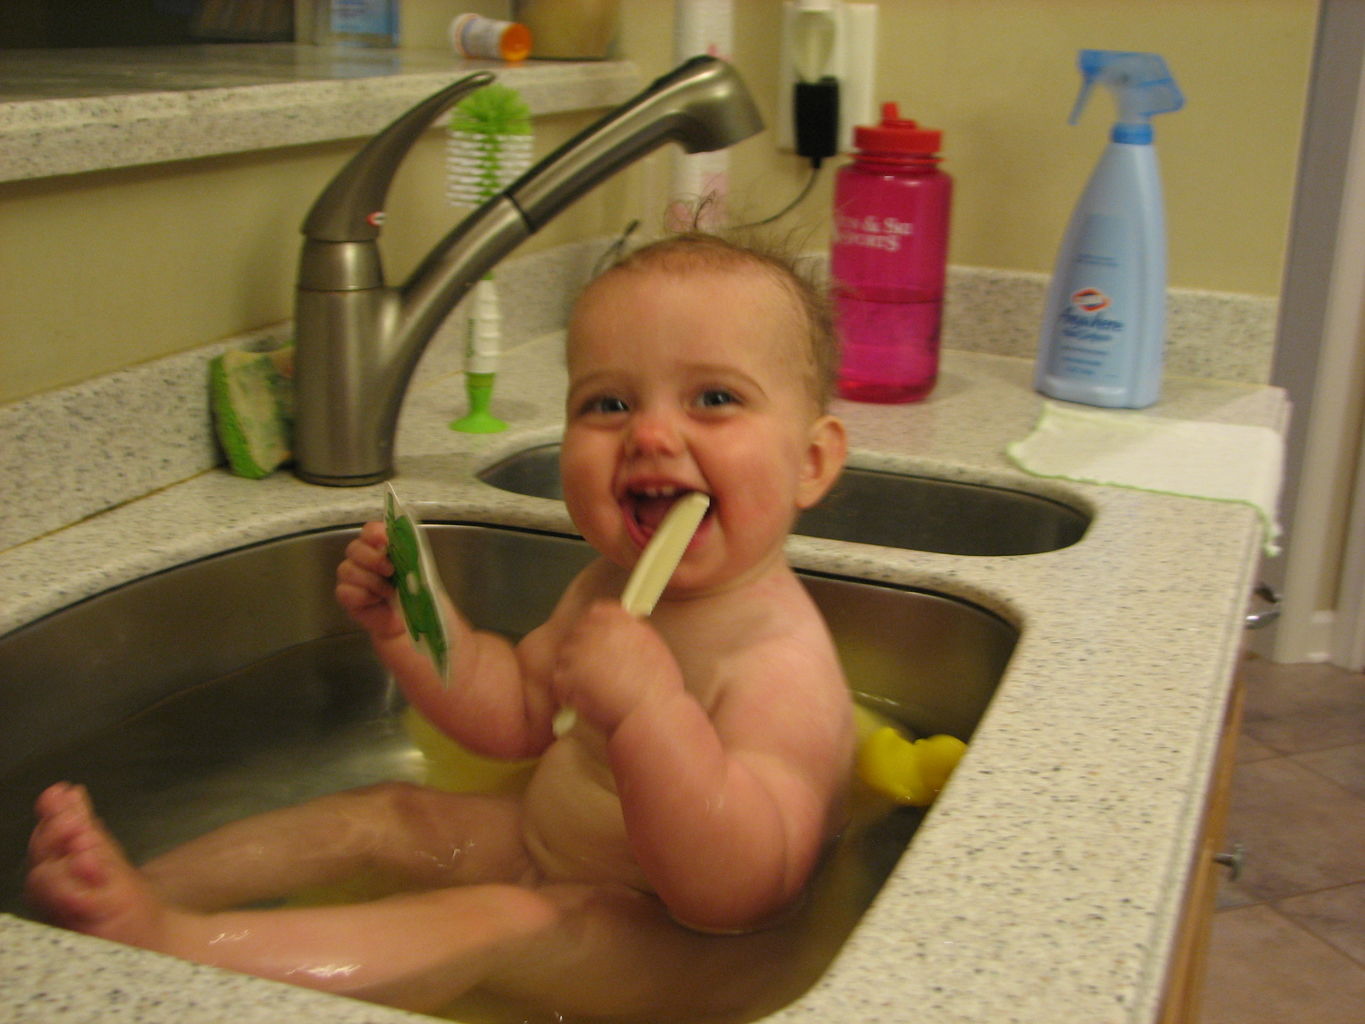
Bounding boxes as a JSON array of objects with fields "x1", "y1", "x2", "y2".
[{"x1": 561, "y1": 265, "x2": 842, "y2": 596}]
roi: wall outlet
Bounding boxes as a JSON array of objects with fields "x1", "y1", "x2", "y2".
[{"x1": 776, "y1": 1, "x2": 878, "y2": 154}]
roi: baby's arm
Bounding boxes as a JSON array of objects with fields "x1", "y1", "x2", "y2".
[
  {"x1": 554, "y1": 601, "x2": 853, "y2": 932},
  {"x1": 336, "y1": 521, "x2": 558, "y2": 759}
]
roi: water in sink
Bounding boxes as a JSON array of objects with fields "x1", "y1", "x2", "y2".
[{"x1": 0, "y1": 524, "x2": 1016, "y2": 1022}]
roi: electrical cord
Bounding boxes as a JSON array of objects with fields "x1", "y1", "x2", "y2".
[
  {"x1": 593, "y1": 77, "x2": 836, "y2": 263},
  {"x1": 592, "y1": 151, "x2": 824, "y2": 273},
  {"x1": 734, "y1": 75, "x2": 837, "y2": 228},
  {"x1": 592, "y1": 218, "x2": 641, "y2": 276},
  {"x1": 736, "y1": 161, "x2": 823, "y2": 228}
]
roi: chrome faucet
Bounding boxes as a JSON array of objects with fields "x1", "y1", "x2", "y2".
[{"x1": 293, "y1": 55, "x2": 764, "y2": 486}]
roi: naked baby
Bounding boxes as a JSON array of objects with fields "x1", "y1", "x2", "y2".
[{"x1": 27, "y1": 233, "x2": 854, "y2": 1018}]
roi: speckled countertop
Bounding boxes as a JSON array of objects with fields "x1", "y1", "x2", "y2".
[
  {"x1": 0, "y1": 45, "x2": 639, "y2": 181},
  {"x1": 0, "y1": 324, "x2": 1287, "y2": 1023}
]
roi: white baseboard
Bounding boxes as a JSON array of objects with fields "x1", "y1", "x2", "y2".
[{"x1": 1262, "y1": 607, "x2": 1338, "y2": 664}]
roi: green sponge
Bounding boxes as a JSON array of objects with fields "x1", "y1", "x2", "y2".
[{"x1": 209, "y1": 339, "x2": 294, "y2": 479}]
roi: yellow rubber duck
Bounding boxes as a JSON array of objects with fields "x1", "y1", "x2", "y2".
[{"x1": 856, "y1": 727, "x2": 967, "y2": 807}]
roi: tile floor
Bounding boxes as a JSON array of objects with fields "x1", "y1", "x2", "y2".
[{"x1": 1198, "y1": 655, "x2": 1365, "y2": 1023}]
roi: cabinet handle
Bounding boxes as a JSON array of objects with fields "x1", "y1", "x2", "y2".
[
  {"x1": 1214, "y1": 842, "x2": 1245, "y2": 881},
  {"x1": 1244, "y1": 583, "x2": 1281, "y2": 630}
]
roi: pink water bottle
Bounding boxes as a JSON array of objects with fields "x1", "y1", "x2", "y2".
[{"x1": 831, "y1": 103, "x2": 952, "y2": 403}]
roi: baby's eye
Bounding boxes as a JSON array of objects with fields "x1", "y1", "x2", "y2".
[
  {"x1": 581, "y1": 395, "x2": 629, "y2": 416},
  {"x1": 696, "y1": 388, "x2": 740, "y2": 409}
]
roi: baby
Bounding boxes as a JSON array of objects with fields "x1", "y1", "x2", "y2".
[{"x1": 26, "y1": 233, "x2": 854, "y2": 1017}]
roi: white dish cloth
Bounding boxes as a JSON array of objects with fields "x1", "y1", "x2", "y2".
[{"x1": 1006, "y1": 402, "x2": 1284, "y2": 555}]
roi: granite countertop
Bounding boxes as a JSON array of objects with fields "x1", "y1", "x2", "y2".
[
  {"x1": 0, "y1": 45, "x2": 640, "y2": 182},
  {"x1": 0, "y1": 333, "x2": 1287, "y2": 1024}
]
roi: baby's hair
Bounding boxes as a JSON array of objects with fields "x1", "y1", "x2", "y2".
[{"x1": 591, "y1": 231, "x2": 839, "y2": 413}]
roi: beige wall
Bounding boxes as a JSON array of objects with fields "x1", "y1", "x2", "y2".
[
  {"x1": 637, "y1": 0, "x2": 1316, "y2": 295},
  {"x1": 0, "y1": 0, "x2": 1317, "y2": 404},
  {"x1": 0, "y1": 107, "x2": 626, "y2": 404}
]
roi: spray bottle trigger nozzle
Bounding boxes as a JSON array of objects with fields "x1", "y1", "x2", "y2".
[
  {"x1": 1067, "y1": 80, "x2": 1096, "y2": 126},
  {"x1": 1065, "y1": 49, "x2": 1183, "y2": 133}
]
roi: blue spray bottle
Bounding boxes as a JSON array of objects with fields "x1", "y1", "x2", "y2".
[{"x1": 1036, "y1": 50, "x2": 1184, "y2": 408}]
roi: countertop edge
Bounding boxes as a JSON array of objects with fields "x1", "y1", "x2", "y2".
[{"x1": 0, "y1": 50, "x2": 642, "y2": 182}]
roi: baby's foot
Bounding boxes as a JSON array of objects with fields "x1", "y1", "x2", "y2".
[{"x1": 26, "y1": 783, "x2": 168, "y2": 949}]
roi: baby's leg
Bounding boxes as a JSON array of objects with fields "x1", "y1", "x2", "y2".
[
  {"x1": 129, "y1": 781, "x2": 532, "y2": 910},
  {"x1": 483, "y1": 883, "x2": 804, "y2": 1021},
  {"x1": 27, "y1": 783, "x2": 557, "y2": 1012}
]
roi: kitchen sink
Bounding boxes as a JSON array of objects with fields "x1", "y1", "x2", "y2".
[
  {"x1": 478, "y1": 443, "x2": 1089, "y2": 556},
  {"x1": 0, "y1": 522, "x2": 1016, "y2": 1020}
]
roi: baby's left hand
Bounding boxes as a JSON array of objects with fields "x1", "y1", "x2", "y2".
[{"x1": 552, "y1": 601, "x2": 683, "y2": 734}]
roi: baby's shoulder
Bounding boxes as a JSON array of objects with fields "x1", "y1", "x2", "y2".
[{"x1": 694, "y1": 573, "x2": 842, "y2": 680}]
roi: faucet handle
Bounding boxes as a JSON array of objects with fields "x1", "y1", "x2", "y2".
[{"x1": 302, "y1": 71, "x2": 496, "y2": 243}]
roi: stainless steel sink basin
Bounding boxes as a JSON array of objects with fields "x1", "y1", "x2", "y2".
[
  {"x1": 0, "y1": 523, "x2": 1016, "y2": 1020},
  {"x1": 478, "y1": 443, "x2": 1089, "y2": 555}
]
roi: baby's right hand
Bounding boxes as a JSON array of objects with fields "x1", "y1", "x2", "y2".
[
  {"x1": 335, "y1": 521, "x2": 403, "y2": 639},
  {"x1": 553, "y1": 600, "x2": 683, "y2": 735}
]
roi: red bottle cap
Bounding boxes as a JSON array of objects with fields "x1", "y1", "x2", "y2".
[{"x1": 854, "y1": 102, "x2": 942, "y2": 156}]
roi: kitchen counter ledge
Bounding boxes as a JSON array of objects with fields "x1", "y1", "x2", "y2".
[{"x1": 0, "y1": 45, "x2": 640, "y2": 182}]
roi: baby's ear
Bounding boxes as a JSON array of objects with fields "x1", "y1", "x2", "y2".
[{"x1": 796, "y1": 415, "x2": 848, "y2": 510}]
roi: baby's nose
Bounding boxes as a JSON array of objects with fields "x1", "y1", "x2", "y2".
[{"x1": 626, "y1": 409, "x2": 683, "y2": 455}]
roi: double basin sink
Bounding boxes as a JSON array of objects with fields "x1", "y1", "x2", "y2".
[{"x1": 0, "y1": 446, "x2": 1090, "y2": 1020}]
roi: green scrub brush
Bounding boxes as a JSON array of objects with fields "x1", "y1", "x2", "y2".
[
  {"x1": 209, "y1": 338, "x2": 294, "y2": 478},
  {"x1": 445, "y1": 83, "x2": 534, "y2": 434}
]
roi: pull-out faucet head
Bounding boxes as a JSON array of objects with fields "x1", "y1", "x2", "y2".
[{"x1": 507, "y1": 55, "x2": 764, "y2": 230}]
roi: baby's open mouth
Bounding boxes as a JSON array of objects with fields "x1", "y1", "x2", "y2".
[{"x1": 625, "y1": 486, "x2": 710, "y2": 539}]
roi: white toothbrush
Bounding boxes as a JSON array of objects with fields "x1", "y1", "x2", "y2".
[{"x1": 553, "y1": 491, "x2": 711, "y2": 736}]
